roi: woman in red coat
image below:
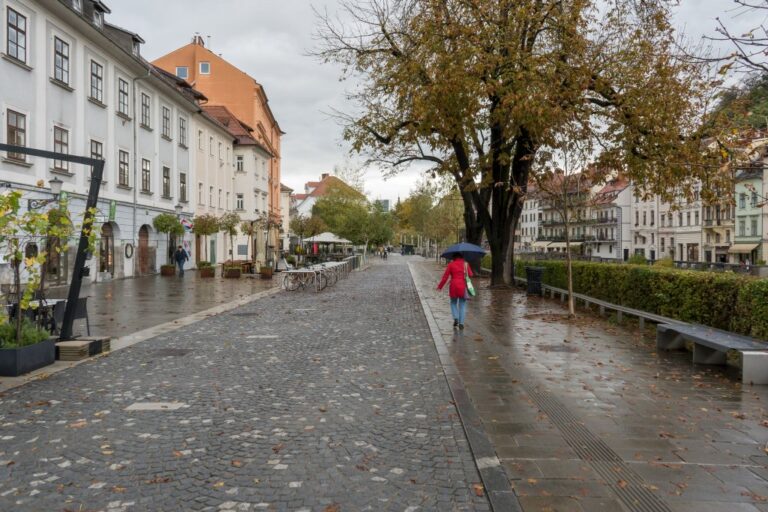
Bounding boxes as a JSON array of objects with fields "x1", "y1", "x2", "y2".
[{"x1": 437, "y1": 253, "x2": 473, "y2": 330}]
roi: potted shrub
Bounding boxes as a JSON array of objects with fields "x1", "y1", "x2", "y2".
[
  {"x1": 260, "y1": 266, "x2": 273, "y2": 279},
  {"x1": 153, "y1": 213, "x2": 184, "y2": 276},
  {"x1": 198, "y1": 261, "x2": 215, "y2": 278},
  {"x1": 0, "y1": 190, "x2": 71, "y2": 376},
  {"x1": 223, "y1": 264, "x2": 242, "y2": 279},
  {"x1": 0, "y1": 319, "x2": 55, "y2": 377}
]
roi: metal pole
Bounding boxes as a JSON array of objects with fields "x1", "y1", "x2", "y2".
[{"x1": 60, "y1": 160, "x2": 104, "y2": 340}]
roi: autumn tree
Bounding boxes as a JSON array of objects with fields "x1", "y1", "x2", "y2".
[
  {"x1": 290, "y1": 214, "x2": 327, "y2": 240},
  {"x1": 312, "y1": 181, "x2": 369, "y2": 242},
  {"x1": 316, "y1": 0, "x2": 722, "y2": 286},
  {"x1": 192, "y1": 214, "x2": 219, "y2": 262}
]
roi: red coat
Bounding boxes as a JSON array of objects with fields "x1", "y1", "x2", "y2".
[{"x1": 437, "y1": 258, "x2": 473, "y2": 299}]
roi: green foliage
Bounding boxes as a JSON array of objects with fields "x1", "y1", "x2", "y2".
[
  {"x1": 516, "y1": 260, "x2": 767, "y2": 339},
  {"x1": 481, "y1": 254, "x2": 492, "y2": 269},
  {"x1": 0, "y1": 318, "x2": 49, "y2": 348},
  {"x1": 152, "y1": 213, "x2": 184, "y2": 237},
  {"x1": 197, "y1": 261, "x2": 213, "y2": 268},
  {"x1": 290, "y1": 215, "x2": 327, "y2": 239},
  {"x1": 218, "y1": 213, "x2": 240, "y2": 237},
  {"x1": 711, "y1": 74, "x2": 768, "y2": 131},
  {"x1": 654, "y1": 257, "x2": 674, "y2": 268},
  {"x1": 285, "y1": 255, "x2": 296, "y2": 265},
  {"x1": 192, "y1": 214, "x2": 219, "y2": 236},
  {"x1": 627, "y1": 253, "x2": 647, "y2": 265}
]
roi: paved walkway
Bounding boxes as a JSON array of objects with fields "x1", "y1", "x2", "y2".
[
  {"x1": 0, "y1": 259, "x2": 489, "y2": 511},
  {"x1": 47, "y1": 272, "x2": 277, "y2": 338},
  {"x1": 411, "y1": 260, "x2": 768, "y2": 512}
]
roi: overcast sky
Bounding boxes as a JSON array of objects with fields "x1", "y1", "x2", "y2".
[{"x1": 108, "y1": 0, "x2": 756, "y2": 204}]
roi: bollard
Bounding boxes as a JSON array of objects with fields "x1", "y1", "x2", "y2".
[{"x1": 525, "y1": 266, "x2": 544, "y2": 296}]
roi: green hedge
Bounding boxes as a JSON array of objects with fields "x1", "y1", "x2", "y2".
[{"x1": 514, "y1": 260, "x2": 767, "y2": 340}]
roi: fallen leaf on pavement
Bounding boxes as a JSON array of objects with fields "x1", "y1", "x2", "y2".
[
  {"x1": 231, "y1": 460, "x2": 243, "y2": 468},
  {"x1": 473, "y1": 483, "x2": 485, "y2": 496},
  {"x1": 272, "y1": 443, "x2": 285, "y2": 454},
  {"x1": 323, "y1": 505, "x2": 340, "y2": 512}
]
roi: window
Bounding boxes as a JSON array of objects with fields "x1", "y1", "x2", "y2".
[
  {"x1": 635, "y1": 211, "x2": 639, "y2": 226},
  {"x1": 6, "y1": 109, "x2": 26, "y2": 161},
  {"x1": 661, "y1": 238, "x2": 665, "y2": 251},
  {"x1": 218, "y1": 189, "x2": 222, "y2": 208},
  {"x1": 218, "y1": 142, "x2": 222, "y2": 160},
  {"x1": 73, "y1": 0, "x2": 82, "y2": 11},
  {"x1": 132, "y1": 41, "x2": 139, "y2": 56},
  {"x1": 226, "y1": 147, "x2": 230, "y2": 163},
  {"x1": 694, "y1": 211, "x2": 699, "y2": 225},
  {"x1": 90, "y1": 139, "x2": 103, "y2": 160},
  {"x1": 740, "y1": 193, "x2": 746, "y2": 209},
  {"x1": 118, "y1": 150, "x2": 129, "y2": 186},
  {"x1": 678, "y1": 212, "x2": 683, "y2": 226},
  {"x1": 53, "y1": 37, "x2": 70, "y2": 84},
  {"x1": 118, "y1": 78, "x2": 129, "y2": 115},
  {"x1": 53, "y1": 126, "x2": 69, "y2": 171},
  {"x1": 176, "y1": 66, "x2": 188, "y2": 79},
  {"x1": 650, "y1": 210, "x2": 655, "y2": 226},
  {"x1": 209, "y1": 137, "x2": 213, "y2": 155},
  {"x1": 643, "y1": 211, "x2": 646, "y2": 225},
  {"x1": 7, "y1": 8, "x2": 27, "y2": 63},
  {"x1": 141, "y1": 159, "x2": 151, "y2": 192},
  {"x1": 236, "y1": 155, "x2": 244, "y2": 172},
  {"x1": 226, "y1": 192, "x2": 230, "y2": 208},
  {"x1": 751, "y1": 217, "x2": 758, "y2": 236},
  {"x1": 179, "y1": 173, "x2": 187, "y2": 202},
  {"x1": 141, "y1": 93, "x2": 151, "y2": 127},
  {"x1": 90, "y1": 61, "x2": 103, "y2": 102},
  {"x1": 726, "y1": 230, "x2": 731, "y2": 243},
  {"x1": 200, "y1": 62, "x2": 210, "y2": 74},
  {"x1": 739, "y1": 219, "x2": 745, "y2": 237},
  {"x1": 209, "y1": 186, "x2": 213, "y2": 206},
  {"x1": 752, "y1": 191, "x2": 758, "y2": 207},
  {"x1": 198, "y1": 130, "x2": 203, "y2": 149},
  {"x1": 93, "y1": 10, "x2": 103, "y2": 27},
  {"x1": 198, "y1": 183, "x2": 203, "y2": 204},
  {"x1": 686, "y1": 212, "x2": 691, "y2": 226},
  {"x1": 162, "y1": 106, "x2": 171, "y2": 139},
  {"x1": 162, "y1": 166, "x2": 171, "y2": 197},
  {"x1": 179, "y1": 117, "x2": 187, "y2": 146},
  {"x1": 651, "y1": 233, "x2": 655, "y2": 245}
]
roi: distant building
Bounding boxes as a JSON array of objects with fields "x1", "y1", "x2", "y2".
[
  {"x1": 379, "y1": 199, "x2": 390, "y2": 212},
  {"x1": 293, "y1": 173, "x2": 363, "y2": 217}
]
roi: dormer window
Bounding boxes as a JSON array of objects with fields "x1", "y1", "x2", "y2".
[
  {"x1": 73, "y1": 0, "x2": 82, "y2": 12},
  {"x1": 93, "y1": 10, "x2": 103, "y2": 27},
  {"x1": 132, "y1": 41, "x2": 140, "y2": 56}
]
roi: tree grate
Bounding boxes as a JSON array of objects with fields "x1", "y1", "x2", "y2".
[{"x1": 523, "y1": 385, "x2": 673, "y2": 512}]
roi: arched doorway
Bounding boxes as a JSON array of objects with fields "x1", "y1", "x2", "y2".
[
  {"x1": 99, "y1": 223, "x2": 115, "y2": 276},
  {"x1": 138, "y1": 225, "x2": 150, "y2": 275}
]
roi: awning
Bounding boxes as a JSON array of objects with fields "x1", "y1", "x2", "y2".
[
  {"x1": 547, "y1": 242, "x2": 583, "y2": 249},
  {"x1": 728, "y1": 244, "x2": 759, "y2": 253},
  {"x1": 531, "y1": 241, "x2": 550, "y2": 248}
]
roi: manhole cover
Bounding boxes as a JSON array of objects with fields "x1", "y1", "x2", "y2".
[
  {"x1": 152, "y1": 349, "x2": 192, "y2": 357},
  {"x1": 537, "y1": 344, "x2": 579, "y2": 353}
]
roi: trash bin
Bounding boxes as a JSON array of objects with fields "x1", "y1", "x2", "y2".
[{"x1": 525, "y1": 266, "x2": 544, "y2": 295}]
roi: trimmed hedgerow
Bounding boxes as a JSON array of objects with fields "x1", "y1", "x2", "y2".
[{"x1": 514, "y1": 259, "x2": 765, "y2": 340}]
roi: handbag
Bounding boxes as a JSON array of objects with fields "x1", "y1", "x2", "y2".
[{"x1": 464, "y1": 262, "x2": 476, "y2": 297}]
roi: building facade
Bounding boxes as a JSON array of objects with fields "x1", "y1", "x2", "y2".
[{"x1": 0, "y1": 0, "x2": 236, "y2": 286}]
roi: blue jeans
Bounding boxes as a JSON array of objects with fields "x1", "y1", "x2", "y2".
[
  {"x1": 177, "y1": 261, "x2": 185, "y2": 276},
  {"x1": 450, "y1": 297, "x2": 467, "y2": 324}
]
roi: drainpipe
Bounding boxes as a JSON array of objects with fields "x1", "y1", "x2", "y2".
[{"x1": 132, "y1": 68, "x2": 152, "y2": 275}]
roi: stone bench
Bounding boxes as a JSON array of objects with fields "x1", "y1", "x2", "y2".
[{"x1": 657, "y1": 323, "x2": 768, "y2": 385}]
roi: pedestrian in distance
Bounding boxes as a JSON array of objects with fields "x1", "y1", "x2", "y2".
[
  {"x1": 437, "y1": 252, "x2": 474, "y2": 330},
  {"x1": 174, "y1": 245, "x2": 188, "y2": 277}
]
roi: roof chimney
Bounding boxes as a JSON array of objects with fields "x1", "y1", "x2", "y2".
[
  {"x1": 321, "y1": 173, "x2": 330, "y2": 180},
  {"x1": 192, "y1": 33, "x2": 205, "y2": 47}
]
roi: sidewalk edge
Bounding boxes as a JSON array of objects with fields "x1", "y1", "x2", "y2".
[
  {"x1": 0, "y1": 286, "x2": 282, "y2": 394},
  {"x1": 408, "y1": 262, "x2": 522, "y2": 512}
]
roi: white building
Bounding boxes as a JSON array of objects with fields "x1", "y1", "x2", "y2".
[
  {"x1": 279, "y1": 183, "x2": 292, "y2": 252},
  {"x1": 519, "y1": 196, "x2": 541, "y2": 252},
  {"x1": 585, "y1": 177, "x2": 631, "y2": 261},
  {"x1": 0, "y1": 0, "x2": 251, "y2": 285},
  {"x1": 628, "y1": 186, "x2": 660, "y2": 260}
]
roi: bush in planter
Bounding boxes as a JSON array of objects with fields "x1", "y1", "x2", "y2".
[
  {"x1": 0, "y1": 318, "x2": 49, "y2": 349},
  {"x1": 223, "y1": 265, "x2": 242, "y2": 278},
  {"x1": 0, "y1": 317, "x2": 55, "y2": 377},
  {"x1": 260, "y1": 266, "x2": 273, "y2": 278},
  {"x1": 198, "y1": 260, "x2": 215, "y2": 277}
]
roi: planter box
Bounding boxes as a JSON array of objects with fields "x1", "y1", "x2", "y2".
[
  {"x1": 223, "y1": 268, "x2": 241, "y2": 279},
  {"x1": 160, "y1": 265, "x2": 176, "y2": 276},
  {"x1": 199, "y1": 267, "x2": 215, "y2": 278},
  {"x1": 0, "y1": 338, "x2": 56, "y2": 377},
  {"x1": 260, "y1": 267, "x2": 273, "y2": 279}
]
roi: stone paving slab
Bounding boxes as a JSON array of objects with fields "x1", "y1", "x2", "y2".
[
  {"x1": 410, "y1": 259, "x2": 768, "y2": 512},
  {"x1": 0, "y1": 258, "x2": 489, "y2": 511}
]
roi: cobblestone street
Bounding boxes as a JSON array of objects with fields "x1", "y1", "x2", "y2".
[{"x1": 0, "y1": 259, "x2": 489, "y2": 511}]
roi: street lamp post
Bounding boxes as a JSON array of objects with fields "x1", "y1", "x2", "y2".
[{"x1": 27, "y1": 177, "x2": 63, "y2": 210}]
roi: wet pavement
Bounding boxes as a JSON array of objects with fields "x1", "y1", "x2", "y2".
[
  {"x1": 411, "y1": 260, "x2": 768, "y2": 512},
  {"x1": 0, "y1": 257, "x2": 489, "y2": 511},
  {"x1": 47, "y1": 272, "x2": 277, "y2": 338}
]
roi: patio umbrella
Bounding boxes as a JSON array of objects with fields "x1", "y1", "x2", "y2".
[{"x1": 441, "y1": 242, "x2": 486, "y2": 260}]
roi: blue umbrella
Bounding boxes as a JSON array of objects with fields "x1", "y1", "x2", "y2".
[{"x1": 441, "y1": 242, "x2": 486, "y2": 260}]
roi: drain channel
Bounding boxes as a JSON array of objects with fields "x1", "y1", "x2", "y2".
[{"x1": 523, "y1": 385, "x2": 672, "y2": 512}]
